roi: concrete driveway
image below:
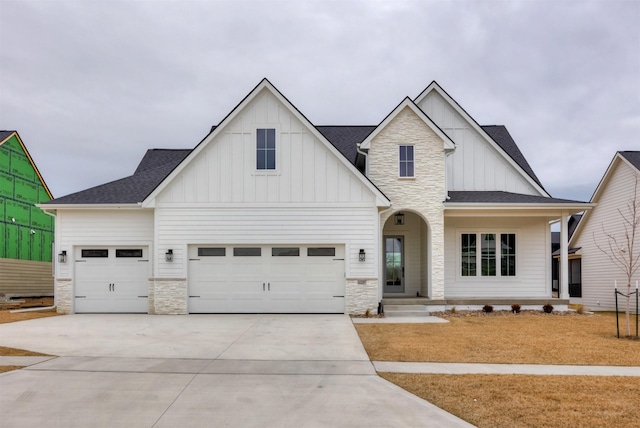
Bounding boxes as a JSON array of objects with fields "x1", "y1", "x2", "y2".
[{"x1": 0, "y1": 314, "x2": 472, "y2": 427}]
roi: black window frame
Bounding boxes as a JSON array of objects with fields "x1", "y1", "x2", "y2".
[
  {"x1": 198, "y1": 247, "x2": 226, "y2": 257},
  {"x1": 233, "y1": 247, "x2": 262, "y2": 257},
  {"x1": 81, "y1": 249, "x2": 109, "y2": 258},
  {"x1": 307, "y1": 247, "x2": 336, "y2": 257},
  {"x1": 115, "y1": 249, "x2": 143, "y2": 258}
]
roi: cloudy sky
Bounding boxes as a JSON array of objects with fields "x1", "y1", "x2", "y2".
[{"x1": 1, "y1": 0, "x2": 638, "y2": 201}]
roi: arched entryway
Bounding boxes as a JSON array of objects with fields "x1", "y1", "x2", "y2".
[{"x1": 382, "y1": 210, "x2": 430, "y2": 298}]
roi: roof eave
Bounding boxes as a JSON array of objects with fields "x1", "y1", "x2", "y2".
[{"x1": 36, "y1": 203, "x2": 143, "y2": 210}]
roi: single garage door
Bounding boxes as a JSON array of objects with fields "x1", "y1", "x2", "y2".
[
  {"x1": 188, "y1": 245, "x2": 345, "y2": 313},
  {"x1": 74, "y1": 247, "x2": 149, "y2": 313}
]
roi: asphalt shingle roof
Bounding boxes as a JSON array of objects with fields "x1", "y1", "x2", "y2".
[
  {"x1": 620, "y1": 151, "x2": 640, "y2": 171},
  {"x1": 0, "y1": 130, "x2": 15, "y2": 142},
  {"x1": 45, "y1": 150, "x2": 189, "y2": 204},
  {"x1": 446, "y1": 191, "x2": 585, "y2": 204},
  {"x1": 316, "y1": 126, "x2": 376, "y2": 164},
  {"x1": 481, "y1": 125, "x2": 544, "y2": 190}
]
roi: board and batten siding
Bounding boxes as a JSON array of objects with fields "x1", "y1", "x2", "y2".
[
  {"x1": 417, "y1": 91, "x2": 539, "y2": 195},
  {"x1": 572, "y1": 160, "x2": 640, "y2": 311},
  {"x1": 55, "y1": 209, "x2": 154, "y2": 279},
  {"x1": 158, "y1": 90, "x2": 375, "y2": 206},
  {"x1": 444, "y1": 217, "x2": 550, "y2": 298},
  {"x1": 154, "y1": 206, "x2": 379, "y2": 280}
]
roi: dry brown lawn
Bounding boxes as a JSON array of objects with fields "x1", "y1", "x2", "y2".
[
  {"x1": 357, "y1": 311, "x2": 640, "y2": 427},
  {"x1": 381, "y1": 373, "x2": 640, "y2": 428},
  {"x1": 355, "y1": 311, "x2": 640, "y2": 366},
  {"x1": 0, "y1": 309, "x2": 59, "y2": 324}
]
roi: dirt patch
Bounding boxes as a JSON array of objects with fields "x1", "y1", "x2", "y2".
[
  {"x1": 0, "y1": 366, "x2": 24, "y2": 373},
  {"x1": 0, "y1": 297, "x2": 59, "y2": 324},
  {"x1": 355, "y1": 312, "x2": 640, "y2": 366},
  {"x1": 381, "y1": 373, "x2": 640, "y2": 428}
]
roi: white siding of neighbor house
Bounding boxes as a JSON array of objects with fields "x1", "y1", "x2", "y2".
[
  {"x1": 417, "y1": 91, "x2": 540, "y2": 195},
  {"x1": 571, "y1": 160, "x2": 640, "y2": 311},
  {"x1": 54, "y1": 209, "x2": 154, "y2": 279},
  {"x1": 157, "y1": 89, "x2": 375, "y2": 206},
  {"x1": 444, "y1": 217, "x2": 551, "y2": 298},
  {"x1": 153, "y1": 206, "x2": 379, "y2": 281}
]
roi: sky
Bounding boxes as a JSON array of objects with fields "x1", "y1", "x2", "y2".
[{"x1": 1, "y1": 0, "x2": 638, "y2": 202}]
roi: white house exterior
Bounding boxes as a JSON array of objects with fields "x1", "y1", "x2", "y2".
[
  {"x1": 41, "y1": 79, "x2": 591, "y2": 315},
  {"x1": 569, "y1": 151, "x2": 640, "y2": 311}
]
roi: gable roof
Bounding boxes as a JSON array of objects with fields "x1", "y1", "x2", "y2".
[
  {"x1": 141, "y1": 78, "x2": 391, "y2": 207},
  {"x1": 1, "y1": 130, "x2": 53, "y2": 199},
  {"x1": 569, "y1": 151, "x2": 640, "y2": 246},
  {"x1": 359, "y1": 97, "x2": 456, "y2": 151},
  {"x1": 414, "y1": 81, "x2": 549, "y2": 196},
  {"x1": 316, "y1": 126, "x2": 375, "y2": 165},
  {"x1": 134, "y1": 149, "x2": 192, "y2": 174}
]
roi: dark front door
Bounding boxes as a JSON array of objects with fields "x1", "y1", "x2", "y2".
[
  {"x1": 384, "y1": 236, "x2": 404, "y2": 294},
  {"x1": 569, "y1": 258, "x2": 582, "y2": 298}
]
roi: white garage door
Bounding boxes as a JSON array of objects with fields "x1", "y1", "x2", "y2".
[
  {"x1": 188, "y1": 245, "x2": 345, "y2": 313},
  {"x1": 74, "y1": 247, "x2": 149, "y2": 313}
]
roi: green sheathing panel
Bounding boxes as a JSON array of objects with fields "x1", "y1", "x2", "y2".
[{"x1": 0, "y1": 134, "x2": 54, "y2": 261}]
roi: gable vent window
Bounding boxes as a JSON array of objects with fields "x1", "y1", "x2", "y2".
[
  {"x1": 257, "y1": 128, "x2": 276, "y2": 170},
  {"x1": 399, "y1": 145, "x2": 414, "y2": 177}
]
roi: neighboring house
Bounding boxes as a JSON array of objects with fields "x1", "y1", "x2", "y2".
[
  {"x1": 0, "y1": 131, "x2": 54, "y2": 297},
  {"x1": 568, "y1": 151, "x2": 640, "y2": 311},
  {"x1": 39, "y1": 79, "x2": 590, "y2": 315}
]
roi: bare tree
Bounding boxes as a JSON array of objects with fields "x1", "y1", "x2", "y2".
[{"x1": 595, "y1": 172, "x2": 640, "y2": 337}]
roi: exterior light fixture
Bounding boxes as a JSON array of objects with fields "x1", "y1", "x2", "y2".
[
  {"x1": 58, "y1": 251, "x2": 67, "y2": 263},
  {"x1": 394, "y1": 212, "x2": 405, "y2": 226},
  {"x1": 165, "y1": 249, "x2": 173, "y2": 262},
  {"x1": 359, "y1": 249, "x2": 366, "y2": 262}
]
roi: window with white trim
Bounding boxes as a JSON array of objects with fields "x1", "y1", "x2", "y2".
[
  {"x1": 399, "y1": 145, "x2": 414, "y2": 177},
  {"x1": 256, "y1": 128, "x2": 276, "y2": 170},
  {"x1": 461, "y1": 233, "x2": 516, "y2": 277}
]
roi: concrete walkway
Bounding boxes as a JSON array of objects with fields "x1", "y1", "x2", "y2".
[
  {"x1": 0, "y1": 314, "x2": 473, "y2": 428},
  {"x1": 373, "y1": 362, "x2": 640, "y2": 376}
]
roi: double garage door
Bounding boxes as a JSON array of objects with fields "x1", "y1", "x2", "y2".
[
  {"x1": 74, "y1": 247, "x2": 149, "y2": 313},
  {"x1": 188, "y1": 245, "x2": 345, "y2": 313}
]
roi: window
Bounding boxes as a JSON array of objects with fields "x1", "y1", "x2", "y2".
[
  {"x1": 233, "y1": 247, "x2": 261, "y2": 256},
  {"x1": 307, "y1": 247, "x2": 336, "y2": 257},
  {"x1": 257, "y1": 128, "x2": 276, "y2": 170},
  {"x1": 461, "y1": 234, "x2": 476, "y2": 276},
  {"x1": 399, "y1": 145, "x2": 414, "y2": 177},
  {"x1": 500, "y1": 234, "x2": 516, "y2": 276},
  {"x1": 116, "y1": 249, "x2": 143, "y2": 258},
  {"x1": 198, "y1": 247, "x2": 225, "y2": 257},
  {"x1": 272, "y1": 247, "x2": 300, "y2": 256},
  {"x1": 81, "y1": 249, "x2": 108, "y2": 258},
  {"x1": 460, "y1": 233, "x2": 516, "y2": 278}
]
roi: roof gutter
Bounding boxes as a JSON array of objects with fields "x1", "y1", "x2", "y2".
[{"x1": 35, "y1": 203, "x2": 143, "y2": 210}]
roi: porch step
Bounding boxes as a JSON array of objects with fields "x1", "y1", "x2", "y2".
[{"x1": 383, "y1": 304, "x2": 429, "y2": 317}]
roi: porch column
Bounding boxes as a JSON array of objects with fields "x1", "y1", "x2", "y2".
[{"x1": 560, "y1": 210, "x2": 569, "y2": 300}]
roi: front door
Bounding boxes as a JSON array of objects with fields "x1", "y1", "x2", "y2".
[{"x1": 384, "y1": 236, "x2": 404, "y2": 293}]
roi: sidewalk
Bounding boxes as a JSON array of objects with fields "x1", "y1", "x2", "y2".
[{"x1": 373, "y1": 361, "x2": 640, "y2": 376}]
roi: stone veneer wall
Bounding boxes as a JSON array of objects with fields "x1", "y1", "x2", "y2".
[
  {"x1": 367, "y1": 106, "x2": 446, "y2": 299},
  {"x1": 55, "y1": 278, "x2": 72, "y2": 314},
  {"x1": 346, "y1": 279, "x2": 378, "y2": 314},
  {"x1": 152, "y1": 279, "x2": 187, "y2": 315}
]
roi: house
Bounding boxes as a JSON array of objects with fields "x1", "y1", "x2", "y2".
[
  {"x1": 39, "y1": 79, "x2": 591, "y2": 315},
  {"x1": 0, "y1": 131, "x2": 55, "y2": 297},
  {"x1": 568, "y1": 151, "x2": 640, "y2": 311}
]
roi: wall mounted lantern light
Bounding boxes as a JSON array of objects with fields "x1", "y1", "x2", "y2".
[
  {"x1": 58, "y1": 251, "x2": 67, "y2": 263},
  {"x1": 359, "y1": 249, "x2": 366, "y2": 262},
  {"x1": 394, "y1": 212, "x2": 405, "y2": 226},
  {"x1": 165, "y1": 249, "x2": 173, "y2": 262}
]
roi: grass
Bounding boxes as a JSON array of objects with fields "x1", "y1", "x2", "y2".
[
  {"x1": 355, "y1": 312, "x2": 640, "y2": 366},
  {"x1": 0, "y1": 308, "x2": 59, "y2": 324},
  {"x1": 356, "y1": 311, "x2": 640, "y2": 427},
  {"x1": 381, "y1": 373, "x2": 640, "y2": 428}
]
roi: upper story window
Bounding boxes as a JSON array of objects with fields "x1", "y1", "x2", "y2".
[
  {"x1": 399, "y1": 145, "x2": 414, "y2": 177},
  {"x1": 257, "y1": 128, "x2": 276, "y2": 170}
]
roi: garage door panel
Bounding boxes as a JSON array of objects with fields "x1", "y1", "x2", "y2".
[
  {"x1": 188, "y1": 245, "x2": 345, "y2": 313},
  {"x1": 74, "y1": 247, "x2": 149, "y2": 313}
]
